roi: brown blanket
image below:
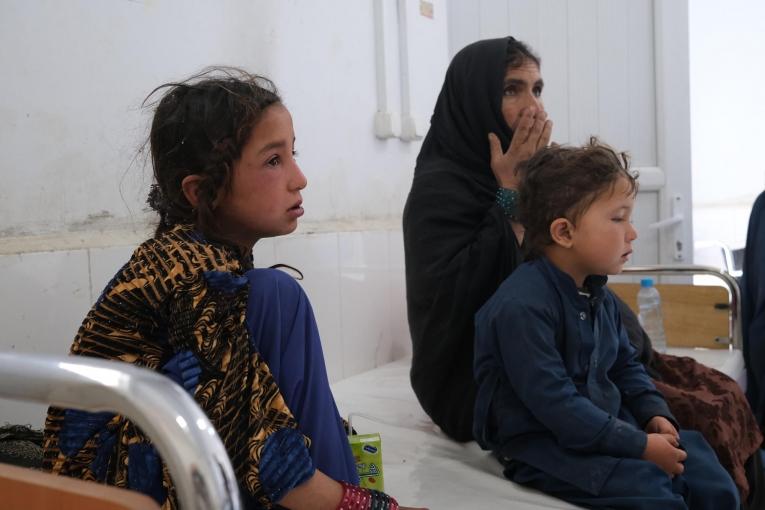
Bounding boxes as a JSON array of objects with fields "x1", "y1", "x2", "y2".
[{"x1": 652, "y1": 352, "x2": 763, "y2": 500}]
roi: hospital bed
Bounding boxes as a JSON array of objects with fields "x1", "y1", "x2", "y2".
[
  {"x1": 331, "y1": 265, "x2": 746, "y2": 509},
  {"x1": 0, "y1": 265, "x2": 744, "y2": 509}
]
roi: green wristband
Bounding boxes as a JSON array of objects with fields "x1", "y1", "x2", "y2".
[{"x1": 496, "y1": 187, "x2": 520, "y2": 221}]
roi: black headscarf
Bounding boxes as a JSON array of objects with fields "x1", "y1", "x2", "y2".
[
  {"x1": 415, "y1": 38, "x2": 515, "y2": 180},
  {"x1": 403, "y1": 37, "x2": 523, "y2": 441}
]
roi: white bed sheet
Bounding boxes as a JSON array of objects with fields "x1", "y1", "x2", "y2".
[
  {"x1": 331, "y1": 349, "x2": 746, "y2": 509},
  {"x1": 332, "y1": 358, "x2": 581, "y2": 509},
  {"x1": 666, "y1": 347, "x2": 746, "y2": 390}
]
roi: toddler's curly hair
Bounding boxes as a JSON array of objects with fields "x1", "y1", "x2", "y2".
[{"x1": 518, "y1": 137, "x2": 637, "y2": 257}]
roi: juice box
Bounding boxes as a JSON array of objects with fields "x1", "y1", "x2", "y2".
[{"x1": 348, "y1": 433, "x2": 384, "y2": 491}]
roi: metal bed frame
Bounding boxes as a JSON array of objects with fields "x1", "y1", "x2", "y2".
[
  {"x1": 622, "y1": 264, "x2": 741, "y2": 349},
  {"x1": 0, "y1": 353, "x2": 241, "y2": 510}
]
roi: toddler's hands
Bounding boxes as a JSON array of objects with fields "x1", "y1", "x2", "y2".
[
  {"x1": 642, "y1": 433, "x2": 686, "y2": 477},
  {"x1": 644, "y1": 416, "x2": 679, "y2": 440}
]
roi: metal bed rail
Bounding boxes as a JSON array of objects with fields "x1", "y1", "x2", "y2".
[
  {"x1": 0, "y1": 353, "x2": 241, "y2": 510},
  {"x1": 621, "y1": 264, "x2": 741, "y2": 350}
]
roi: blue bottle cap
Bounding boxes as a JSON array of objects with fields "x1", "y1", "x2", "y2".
[{"x1": 640, "y1": 278, "x2": 654, "y2": 287}]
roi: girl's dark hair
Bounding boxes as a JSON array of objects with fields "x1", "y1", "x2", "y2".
[
  {"x1": 143, "y1": 67, "x2": 282, "y2": 238},
  {"x1": 518, "y1": 137, "x2": 637, "y2": 257},
  {"x1": 506, "y1": 36, "x2": 540, "y2": 70}
]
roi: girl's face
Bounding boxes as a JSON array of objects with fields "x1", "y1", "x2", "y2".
[
  {"x1": 215, "y1": 104, "x2": 307, "y2": 248},
  {"x1": 501, "y1": 60, "x2": 545, "y2": 130}
]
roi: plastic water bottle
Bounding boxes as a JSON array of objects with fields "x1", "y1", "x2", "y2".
[{"x1": 637, "y1": 278, "x2": 667, "y2": 353}]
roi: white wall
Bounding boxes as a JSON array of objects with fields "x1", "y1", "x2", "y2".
[
  {"x1": 0, "y1": 0, "x2": 448, "y2": 240},
  {"x1": 0, "y1": 0, "x2": 449, "y2": 427},
  {"x1": 1, "y1": 1, "x2": 265, "y2": 237},
  {"x1": 689, "y1": 0, "x2": 765, "y2": 251},
  {"x1": 447, "y1": 0, "x2": 657, "y2": 165}
]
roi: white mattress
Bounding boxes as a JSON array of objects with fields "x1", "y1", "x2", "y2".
[
  {"x1": 332, "y1": 358, "x2": 581, "y2": 509},
  {"x1": 331, "y1": 349, "x2": 746, "y2": 509}
]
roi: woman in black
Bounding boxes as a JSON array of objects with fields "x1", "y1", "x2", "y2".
[
  {"x1": 403, "y1": 36, "x2": 762, "y2": 503},
  {"x1": 403, "y1": 37, "x2": 550, "y2": 442}
]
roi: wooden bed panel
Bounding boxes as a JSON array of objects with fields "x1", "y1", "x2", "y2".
[
  {"x1": 0, "y1": 463, "x2": 160, "y2": 510},
  {"x1": 608, "y1": 283, "x2": 730, "y2": 349}
]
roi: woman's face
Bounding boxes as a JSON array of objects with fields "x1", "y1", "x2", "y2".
[{"x1": 501, "y1": 59, "x2": 545, "y2": 131}]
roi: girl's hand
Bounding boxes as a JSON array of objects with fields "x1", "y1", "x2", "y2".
[
  {"x1": 644, "y1": 416, "x2": 679, "y2": 441},
  {"x1": 489, "y1": 108, "x2": 552, "y2": 189}
]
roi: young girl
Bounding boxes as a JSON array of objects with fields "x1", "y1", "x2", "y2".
[
  {"x1": 42, "y1": 68, "x2": 418, "y2": 510},
  {"x1": 473, "y1": 139, "x2": 739, "y2": 509}
]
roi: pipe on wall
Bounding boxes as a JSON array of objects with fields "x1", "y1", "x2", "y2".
[{"x1": 373, "y1": 0, "x2": 397, "y2": 139}]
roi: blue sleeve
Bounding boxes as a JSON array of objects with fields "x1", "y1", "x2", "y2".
[
  {"x1": 607, "y1": 296, "x2": 677, "y2": 429},
  {"x1": 486, "y1": 296, "x2": 648, "y2": 458}
]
